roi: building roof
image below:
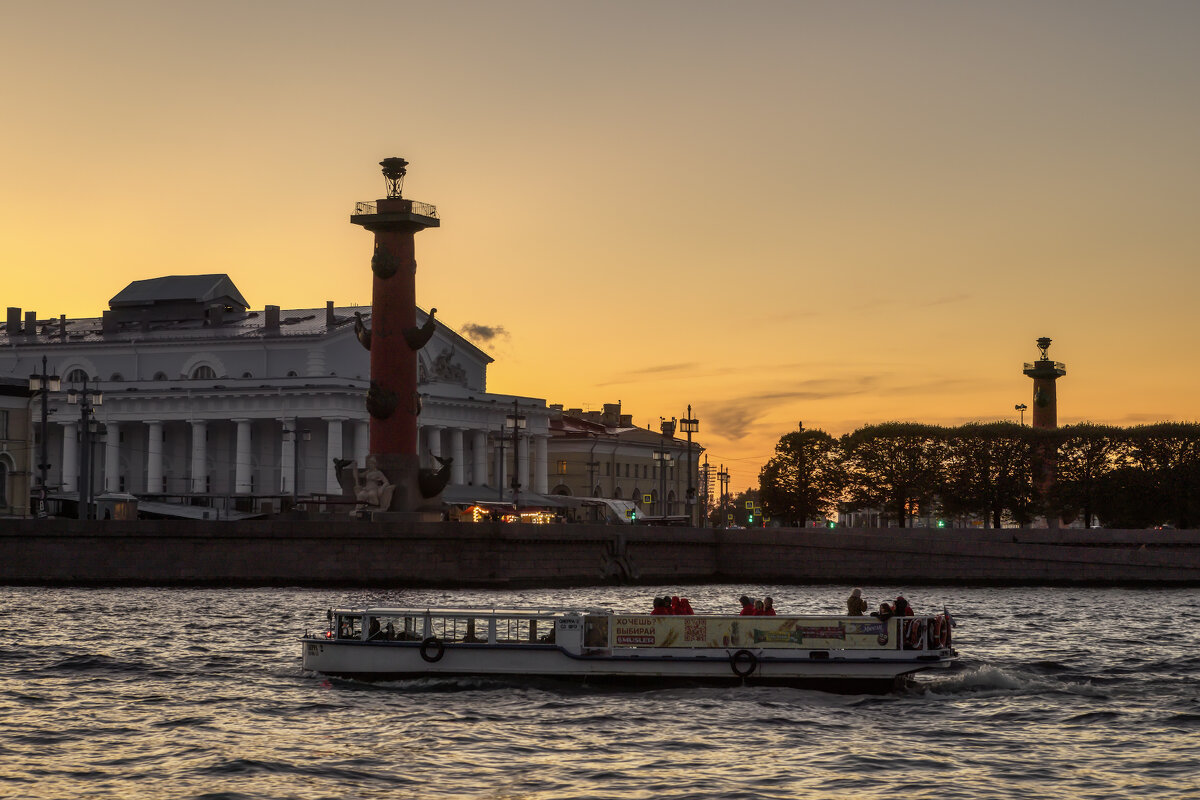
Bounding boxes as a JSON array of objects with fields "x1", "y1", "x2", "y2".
[{"x1": 109, "y1": 274, "x2": 250, "y2": 310}]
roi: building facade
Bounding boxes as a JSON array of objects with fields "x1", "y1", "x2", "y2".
[
  {"x1": 0, "y1": 378, "x2": 34, "y2": 517},
  {"x1": 547, "y1": 403, "x2": 703, "y2": 522},
  {"x1": 0, "y1": 275, "x2": 553, "y2": 515}
]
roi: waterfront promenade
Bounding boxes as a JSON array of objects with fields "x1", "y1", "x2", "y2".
[{"x1": 1, "y1": 519, "x2": 1197, "y2": 586}]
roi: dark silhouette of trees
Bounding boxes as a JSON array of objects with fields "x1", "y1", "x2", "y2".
[
  {"x1": 942, "y1": 422, "x2": 1036, "y2": 528},
  {"x1": 841, "y1": 423, "x2": 945, "y2": 527},
  {"x1": 757, "y1": 420, "x2": 1200, "y2": 529},
  {"x1": 758, "y1": 424, "x2": 843, "y2": 527},
  {"x1": 1045, "y1": 423, "x2": 1125, "y2": 528},
  {"x1": 1124, "y1": 423, "x2": 1200, "y2": 529}
]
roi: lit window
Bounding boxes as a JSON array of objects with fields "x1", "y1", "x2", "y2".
[{"x1": 556, "y1": 460, "x2": 567, "y2": 475}]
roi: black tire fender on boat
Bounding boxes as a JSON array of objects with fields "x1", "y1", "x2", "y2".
[
  {"x1": 419, "y1": 636, "x2": 445, "y2": 663},
  {"x1": 730, "y1": 649, "x2": 757, "y2": 677}
]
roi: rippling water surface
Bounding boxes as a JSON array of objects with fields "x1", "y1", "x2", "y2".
[{"x1": 2, "y1": 584, "x2": 1198, "y2": 799}]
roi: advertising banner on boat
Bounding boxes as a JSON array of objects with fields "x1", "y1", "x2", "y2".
[{"x1": 609, "y1": 616, "x2": 893, "y2": 649}]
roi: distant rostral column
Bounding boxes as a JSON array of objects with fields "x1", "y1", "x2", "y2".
[
  {"x1": 350, "y1": 158, "x2": 444, "y2": 513},
  {"x1": 1022, "y1": 337, "x2": 1067, "y2": 429},
  {"x1": 1023, "y1": 337, "x2": 1067, "y2": 526}
]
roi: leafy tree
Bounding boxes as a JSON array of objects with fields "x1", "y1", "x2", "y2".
[
  {"x1": 758, "y1": 424, "x2": 843, "y2": 526},
  {"x1": 1045, "y1": 423, "x2": 1126, "y2": 528},
  {"x1": 942, "y1": 422, "x2": 1036, "y2": 528},
  {"x1": 841, "y1": 423, "x2": 945, "y2": 527},
  {"x1": 1124, "y1": 422, "x2": 1200, "y2": 529}
]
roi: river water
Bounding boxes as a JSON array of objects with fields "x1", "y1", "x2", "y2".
[{"x1": 1, "y1": 584, "x2": 1197, "y2": 799}]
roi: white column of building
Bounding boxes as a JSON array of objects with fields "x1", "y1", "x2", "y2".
[
  {"x1": 472, "y1": 430, "x2": 488, "y2": 486},
  {"x1": 326, "y1": 417, "x2": 345, "y2": 494},
  {"x1": 534, "y1": 434, "x2": 548, "y2": 494},
  {"x1": 104, "y1": 422, "x2": 121, "y2": 492},
  {"x1": 233, "y1": 419, "x2": 252, "y2": 494},
  {"x1": 449, "y1": 428, "x2": 464, "y2": 485},
  {"x1": 517, "y1": 434, "x2": 529, "y2": 494},
  {"x1": 61, "y1": 421, "x2": 78, "y2": 493},
  {"x1": 354, "y1": 420, "x2": 369, "y2": 467},
  {"x1": 426, "y1": 425, "x2": 443, "y2": 466},
  {"x1": 279, "y1": 418, "x2": 295, "y2": 494},
  {"x1": 189, "y1": 420, "x2": 207, "y2": 493},
  {"x1": 146, "y1": 420, "x2": 163, "y2": 493}
]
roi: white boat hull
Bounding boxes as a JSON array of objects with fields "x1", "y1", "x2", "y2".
[{"x1": 302, "y1": 638, "x2": 954, "y2": 688}]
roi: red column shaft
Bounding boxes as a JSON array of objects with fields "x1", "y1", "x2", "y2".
[
  {"x1": 1031, "y1": 377, "x2": 1058, "y2": 430},
  {"x1": 369, "y1": 228, "x2": 418, "y2": 455}
]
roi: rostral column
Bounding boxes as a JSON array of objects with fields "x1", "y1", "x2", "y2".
[{"x1": 350, "y1": 158, "x2": 441, "y2": 512}]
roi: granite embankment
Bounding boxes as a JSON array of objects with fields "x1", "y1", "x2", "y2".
[{"x1": 2, "y1": 519, "x2": 1198, "y2": 586}]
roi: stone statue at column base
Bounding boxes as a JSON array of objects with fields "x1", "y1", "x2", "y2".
[{"x1": 350, "y1": 456, "x2": 396, "y2": 515}]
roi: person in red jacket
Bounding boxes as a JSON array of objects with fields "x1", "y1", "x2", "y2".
[
  {"x1": 738, "y1": 595, "x2": 756, "y2": 615},
  {"x1": 651, "y1": 596, "x2": 672, "y2": 615},
  {"x1": 678, "y1": 597, "x2": 695, "y2": 615},
  {"x1": 894, "y1": 596, "x2": 914, "y2": 616},
  {"x1": 762, "y1": 596, "x2": 777, "y2": 616}
]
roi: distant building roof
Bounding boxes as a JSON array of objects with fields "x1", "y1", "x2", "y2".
[{"x1": 109, "y1": 274, "x2": 250, "y2": 311}]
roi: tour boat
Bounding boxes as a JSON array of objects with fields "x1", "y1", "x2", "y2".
[{"x1": 300, "y1": 605, "x2": 958, "y2": 690}]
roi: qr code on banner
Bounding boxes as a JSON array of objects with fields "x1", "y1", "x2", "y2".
[{"x1": 684, "y1": 618, "x2": 706, "y2": 642}]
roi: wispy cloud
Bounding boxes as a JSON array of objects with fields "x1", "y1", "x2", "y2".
[{"x1": 459, "y1": 322, "x2": 510, "y2": 345}]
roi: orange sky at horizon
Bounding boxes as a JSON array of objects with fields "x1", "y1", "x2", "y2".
[{"x1": 3, "y1": 1, "x2": 1200, "y2": 491}]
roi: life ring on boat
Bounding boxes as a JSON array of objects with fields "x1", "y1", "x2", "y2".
[
  {"x1": 419, "y1": 636, "x2": 445, "y2": 663},
  {"x1": 905, "y1": 619, "x2": 926, "y2": 650},
  {"x1": 931, "y1": 615, "x2": 951, "y2": 648},
  {"x1": 730, "y1": 649, "x2": 758, "y2": 677}
]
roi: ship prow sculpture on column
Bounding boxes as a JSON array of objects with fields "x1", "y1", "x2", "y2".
[{"x1": 347, "y1": 157, "x2": 446, "y2": 520}]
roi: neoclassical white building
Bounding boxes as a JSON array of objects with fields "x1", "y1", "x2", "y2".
[{"x1": 0, "y1": 275, "x2": 552, "y2": 515}]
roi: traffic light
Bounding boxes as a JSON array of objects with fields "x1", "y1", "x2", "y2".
[
  {"x1": 747, "y1": 513, "x2": 754, "y2": 524},
  {"x1": 826, "y1": 521, "x2": 836, "y2": 529},
  {"x1": 628, "y1": 508, "x2": 637, "y2": 521},
  {"x1": 936, "y1": 519, "x2": 946, "y2": 528}
]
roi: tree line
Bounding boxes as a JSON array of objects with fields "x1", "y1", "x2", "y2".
[{"x1": 752, "y1": 421, "x2": 1200, "y2": 529}]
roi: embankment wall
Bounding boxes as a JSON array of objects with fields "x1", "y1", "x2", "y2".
[{"x1": 1, "y1": 519, "x2": 1198, "y2": 587}]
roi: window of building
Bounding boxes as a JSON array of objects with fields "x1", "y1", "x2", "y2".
[
  {"x1": 0, "y1": 461, "x2": 7, "y2": 507},
  {"x1": 624, "y1": 463, "x2": 630, "y2": 478},
  {"x1": 604, "y1": 463, "x2": 610, "y2": 476},
  {"x1": 153, "y1": 372, "x2": 168, "y2": 381},
  {"x1": 242, "y1": 372, "x2": 253, "y2": 378},
  {"x1": 0, "y1": 410, "x2": 7, "y2": 439},
  {"x1": 555, "y1": 460, "x2": 567, "y2": 475},
  {"x1": 110, "y1": 373, "x2": 123, "y2": 382},
  {"x1": 65, "y1": 368, "x2": 89, "y2": 384},
  {"x1": 191, "y1": 365, "x2": 217, "y2": 380}
]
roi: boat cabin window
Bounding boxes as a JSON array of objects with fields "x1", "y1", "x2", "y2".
[{"x1": 336, "y1": 615, "x2": 362, "y2": 640}]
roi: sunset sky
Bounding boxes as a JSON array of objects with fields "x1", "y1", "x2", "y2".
[{"x1": 3, "y1": 1, "x2": 1199, "y2": 490}]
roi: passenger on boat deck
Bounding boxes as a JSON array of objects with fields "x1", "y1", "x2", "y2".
[
  {"x1": 670, "y1": 596, "x2": 683, "y2": 615},
  {"x1": 677, "y1": 597, "x2": 695, "y2": 615},
  {"x1": 385, "y1": 621, "x2": 396, "y2": 640},
  {"x1": 762, "y1": 597, "x2": 777, "y2": 616},
  {"x1": 368, "y1": 617, "x2": 381, "y2": 640},
  {"x1": 739, "y1": 595, "x2": 756, "y2": 615},
  {"x1": 871, "y1": 602, "x2": 894, "y2": 621},
  {"x1": 754, "y1": 599, "x2": 765, "y2": 615},
  {"x1": 847, "y1": 588, "x2": 868, "y2": 616},
  {"x1": 893, "y1": 596, "x2": 914, "y2": 616},
  {"x1": 651, "y1": 596, "x2": 672, "y2": 615}
]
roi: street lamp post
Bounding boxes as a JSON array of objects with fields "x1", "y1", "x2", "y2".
[
  {"x1": 1015, "y1": 403, "x2": 1028, "y2": 426},
  {"x1": 717, "y1": 465, "x2": 730, "y2": 529},
  {"x1": 679, "y1": 407, "x2": 698, "y2": 526},
  {"x1": 28, "y1": 356, "x2": 61, "y2": 516},
  {"x1": 66, "y1": 379, "x2": 103, "y2": 520},
  {"x1": 656, "y1": 417, "x2": 676, "y2": 518},
  {"x1": 506, "y1": 399, "x2": 526, "y2": 521}
]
